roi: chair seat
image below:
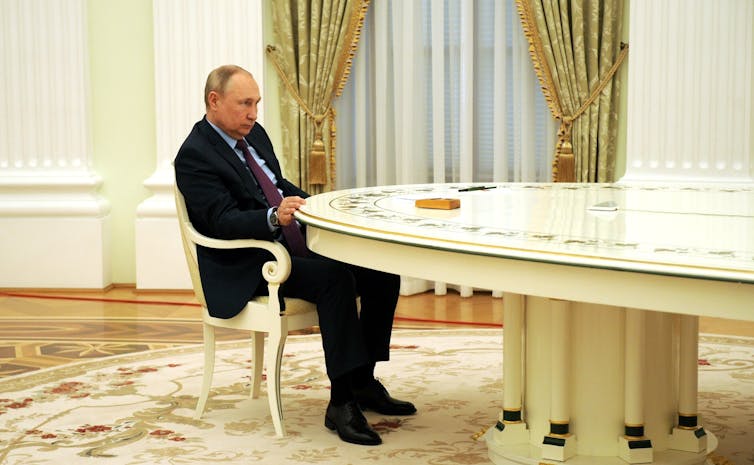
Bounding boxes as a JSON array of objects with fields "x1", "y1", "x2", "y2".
[
  {"x1": 203, "y1": 297, "x2": 318, "y2": 330},
  {"x1": 253, "y1": 296, "x2": 317, "y2": 315}
]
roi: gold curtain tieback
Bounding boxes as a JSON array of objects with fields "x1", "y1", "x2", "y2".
[
  {"x1": 266, "y1": 45, "x2": 331, "y2": 185},
  {"x1": 555, "y1": 42, "x2": 629, "y2": 181}
]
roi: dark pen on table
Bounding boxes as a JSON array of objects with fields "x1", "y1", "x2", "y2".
[{"x1": 457, "y1": 186, "x2": 497, "y2": 192}]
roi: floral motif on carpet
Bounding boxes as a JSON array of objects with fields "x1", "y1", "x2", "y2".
[{"x1": 0, "y1": 330, "x2": 752, "y2": 465}]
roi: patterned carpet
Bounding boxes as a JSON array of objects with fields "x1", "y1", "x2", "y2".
[
  {"x1": 0, "y1": 318, "x2": 241, "y2": 378},
  {"x1": 0, "y1": 330, "x2": 752, "y2": 465}
]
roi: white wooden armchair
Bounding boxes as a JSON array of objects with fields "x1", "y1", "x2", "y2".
[{"x1": 174, "y1": 187, "x2": 318, "y2": 437}]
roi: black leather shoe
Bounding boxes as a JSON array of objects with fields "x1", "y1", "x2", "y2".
[
  {"x1": 353, "y1": 380, "x2": 417, "y2": 416},
  {"x1": 325, "y1": 400, "x2": 382, "y2": 446}
]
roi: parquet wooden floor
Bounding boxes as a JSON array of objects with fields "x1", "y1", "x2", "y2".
[{"x1": 0, "y1": 287, "x2": 751, "y2": 379}]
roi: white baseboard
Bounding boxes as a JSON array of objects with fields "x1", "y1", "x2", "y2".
[
  {"x1": 0, "y1": 216, "x2": 111, "y2": 288},
  {"x1": 135, "y1": 217, "x2": 191, "y2": 290}
]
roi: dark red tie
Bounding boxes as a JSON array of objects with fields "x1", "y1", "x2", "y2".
[{"x1": 235, "y1": 140, "x2": 308, "y2": 257}]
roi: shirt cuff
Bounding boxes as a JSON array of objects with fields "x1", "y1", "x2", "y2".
[{"x1": 266, "y1": 207, "x2": 278, "y2": 233}]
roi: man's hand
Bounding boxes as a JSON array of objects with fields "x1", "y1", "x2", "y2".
[{"x1": 277, "y1": 196, "x2": 306, "y2": 226}]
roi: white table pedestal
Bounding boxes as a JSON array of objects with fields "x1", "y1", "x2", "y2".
[{"x1": 486, "y1": 296, "x2": 717, "y2": 465}]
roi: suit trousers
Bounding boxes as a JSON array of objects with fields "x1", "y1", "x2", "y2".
[{"x1": 256, "y1": 252, "x2": 400, "y2": 381}]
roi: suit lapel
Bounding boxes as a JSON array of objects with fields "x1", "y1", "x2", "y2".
[{"x1": 198, "y1": 119, "x2": 267, "y2": 205}]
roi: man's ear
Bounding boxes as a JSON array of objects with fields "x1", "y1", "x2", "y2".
[{"x1": 207, "y1": 91, "x2": 220, "y2": 109}]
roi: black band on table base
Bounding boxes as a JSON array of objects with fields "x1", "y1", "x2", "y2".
[
  {"x1": 625, "y1": 425, "x2": 644, "y2": 437},
  {"x1": 628, "y1": 439, "x2": 653, "y2": 449},
  {"x1": 543, "y1": 436, "x2": 566, "y2": 446},
  {"x1": 503, "y1": 409, "x2": 522, "y2": 422},
  {"x1": 549, "y1": 422, "x2": 569, "y2": 435},
  {"x1": 678, "y1": 414, "x2": 698, "y2": 428}
]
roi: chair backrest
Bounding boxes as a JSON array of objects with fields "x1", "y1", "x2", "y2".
[{"x1": 174, "y1": 186, "x2": 209, "y2": 309}]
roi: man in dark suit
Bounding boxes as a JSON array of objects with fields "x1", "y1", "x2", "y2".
[{"x1": 174, "y1": 64, "x2": 415, "y2": 446}]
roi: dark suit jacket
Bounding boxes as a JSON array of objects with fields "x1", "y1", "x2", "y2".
[{"x1": 174, "y1": 117, "x2": 308, "y2": 318}]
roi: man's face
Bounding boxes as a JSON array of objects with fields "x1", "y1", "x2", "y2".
[{"x1": 208, "y1": 72, "x2": 260, "y2": 140}]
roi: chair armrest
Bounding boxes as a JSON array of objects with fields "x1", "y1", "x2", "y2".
[{"x1": 185, "y1": 222, "x2": 292, "y2": 285}]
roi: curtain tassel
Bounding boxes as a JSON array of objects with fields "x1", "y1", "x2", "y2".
[
  {"x1": 554, "y1": 121, "x2": 576, "y2": 182},
  {"x1": 308, "y1": 116, "x2": 327, "y2": 185}
]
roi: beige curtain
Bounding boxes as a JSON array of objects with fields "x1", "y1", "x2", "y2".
[
  {"x1": 516, "y1": 0, "x2": 628, "y2": 182},
  {"x1": 268, "y1": 0, "x2": 369, "y2": 193}
]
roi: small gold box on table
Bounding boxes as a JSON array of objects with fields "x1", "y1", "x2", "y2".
[{"x1": 415, "y1": 198, "x2": 461, "y2": 210}]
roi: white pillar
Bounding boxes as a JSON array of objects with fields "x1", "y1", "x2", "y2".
[
  {"x1": 491, "y1": 292, "x2": 529, "y2": 445},
  {"x1": 550, "y1": 300, "x2": 570, "y2": 424},
  {"x1": 619, "y1": 308, "x2": 653, "y2": 463},
  {"x1": 0, "y1": 0, "x2": 111, "y2": 288},
  {"x1": 136, "y1": 0, "x2": 265, "y2": 289},
  {"x1": 670, "y1": 315, "x2": 708, "y2": 453},
  {"x1": 624, "y1": 309, "x2": 645, "y2": 429},
  {"x1": 624, "y1": 0, "x2": 754, "y2": 183},
  {"x1": 542, "y1": 299, "x2": 577, "y2": 461},
  {"x1": 678, "y1": 315, "x2": 699, "y2": 424},
  {"x1": 503, "y1": 293, "x2": 524, "y2": 416}
]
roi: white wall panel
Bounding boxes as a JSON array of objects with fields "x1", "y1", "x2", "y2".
[
  {"x1": 136, "y1": 0, "x2": 265, "y2": 289},
  {"x1": 624, "y1": 0, "x2": 754, "y2": 182},
  {"x1": 0, "y1": 0, "x2": 111, "y2": 288}
]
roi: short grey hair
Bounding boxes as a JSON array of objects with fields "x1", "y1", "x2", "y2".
[{"x1": 204, "y1": 65, "x2": 252, "y2": 108}]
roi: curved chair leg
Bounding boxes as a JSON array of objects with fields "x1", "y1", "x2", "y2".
[
  {"x1": 195, "y1": 323, "x2": 216, "y2": 419},
  {"x1": 266, "y1": 326, "x2": 288, "y2": 437},
  {"x1": 250, "y1": 331, "x2": 264, "y2": 399}
]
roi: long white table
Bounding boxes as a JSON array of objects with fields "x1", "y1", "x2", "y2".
[{"x1": 296, "y1": 182, "x2": 754, "y2": 465}]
